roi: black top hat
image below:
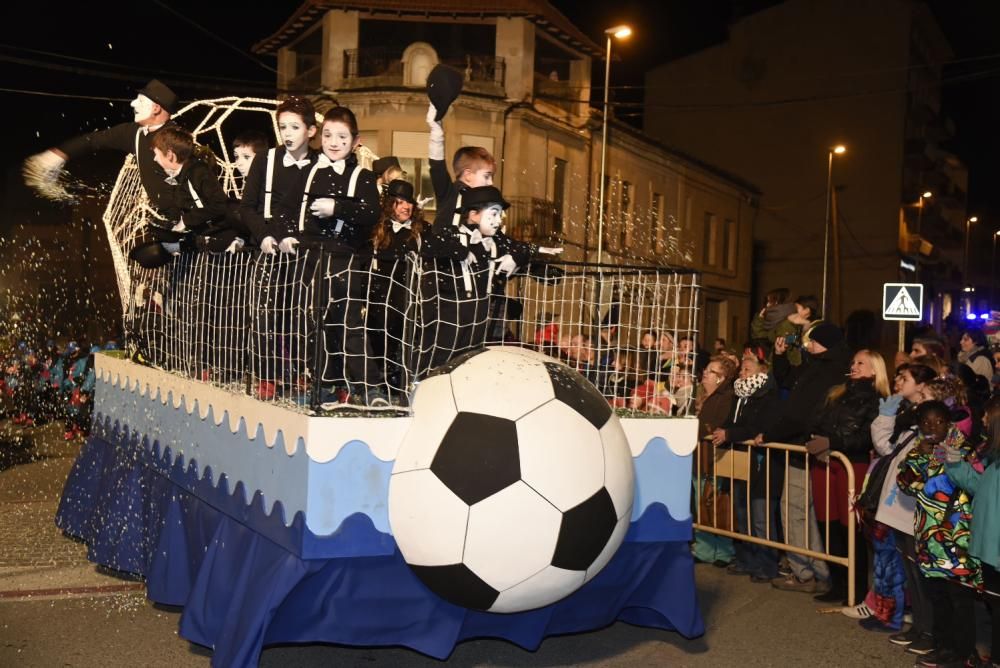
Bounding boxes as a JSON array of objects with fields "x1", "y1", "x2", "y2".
[
  {"x1": 129, "y1": 240, "x2": 173, "y2": 269},
  {"x1": 427, "y1": 64, "x2": 464, "y2": 121},
  {"x1": 385, "y1": 179, "x2": 416, "y2": 204},
  {"x1": 138, "y1": 79, "x2": 179, "y2": 115},
  {"x1": 460, "y1": 185, "x2": 510, "y2": 211},
  {"x1": 372, "y1": 156, "x2": 401, "y2": 176}
]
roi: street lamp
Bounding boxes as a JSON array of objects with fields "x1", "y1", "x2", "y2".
[
  {"x1": 964, "y1": 215, "x2": 978, "y2": 291},
  {"x1": 821, "y1": 144, "x2": 846, "y2": 318},
  {"x1": 914, "y1": 191, "x2": 931, "y2": 281},
  {"x1": 596, "y1": 24, "x2": 631, "y2": 265}
]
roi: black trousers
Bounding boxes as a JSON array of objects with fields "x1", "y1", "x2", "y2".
[{"x1": 925, "y1": 576, "x2": 977, "y2": 657}]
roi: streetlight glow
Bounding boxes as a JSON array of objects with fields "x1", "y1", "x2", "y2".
[
  {"x1": 922, "y1": 191, "x2": 932, "y2": 199},
  {"x1": 595, "y1": 24, "x2": 633, "y2": 264},
  {"x1": 969, "y1": 216, "x2": 978, "y2": 223},
  {"x1": 832, "y1": 145, "x2": 846, "y2": 154}
]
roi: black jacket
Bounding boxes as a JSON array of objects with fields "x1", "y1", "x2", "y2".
[
  {"x1": 58, "y1": 121, "x2": 176, "y2": 207},
  {"x1": 723, "y1": 377, "x2": 784, "y2": 498},
  {"x1": 429, "y1": 158, "x2": 466, "y2": 233},
  {"x1": 153, "y1": 158, "x2": 228, "y2": 233},
  {"x1": 814, "y1": 378, "x2": 880, "y2": 463},
  {"x1": 239, "y1": 147, "x2": 318, "y2": 244},
  {"x1": 764, "y1": 341, "x2": 852, "y2": 446},
  {"x1": 298, "y1": 154, "x2": 380, "y2": 251}
]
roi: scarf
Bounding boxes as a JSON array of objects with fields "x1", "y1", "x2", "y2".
[{"x1": 734, "y1": 372, "x2": 768, "y2": 398}]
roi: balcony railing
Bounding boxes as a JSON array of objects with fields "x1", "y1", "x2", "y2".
[{"x1": 341, "y1": 47, "x2": 505, "y2": 94}]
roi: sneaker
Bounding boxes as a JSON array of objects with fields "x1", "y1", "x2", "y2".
[
  {"x1": 771, "y1": 574, "x2": 824, "y2": 593},
  {"x1": 905, "y1": 634, "x2": 937, "y2": 656},
  {"x1": 904, "y1": 611, "x2": 914, "y2": 625},
  {"x1": 777, "y1": 557, "x2": 792, "y2": 577},
  {"x1": 858, "y1": 617, "x2": 895, "y2": 633},
  {"x1": 889, "y1": 628, "x2": 921, "y2": 646},
  {"x1": 917, "y1": 648, "x2": 963, "y2": 667},
  {"x1": 842, "y1": 602, "x2": 874, "y2": 619}
]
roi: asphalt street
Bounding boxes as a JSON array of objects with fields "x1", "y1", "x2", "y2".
[{"x1": 0, "y1": 421, "x2": 918, "y2": 667}]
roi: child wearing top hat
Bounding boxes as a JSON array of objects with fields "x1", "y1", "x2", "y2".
[
  {"x1": 367, "y1": 179, "x2": 425, "y2": 400},
  {"x1": 416, "y1": 184, "x2": 536, "y2": 373},
  {"x1": 25, "y1": 79, "x2": 180, "y2": 206}
]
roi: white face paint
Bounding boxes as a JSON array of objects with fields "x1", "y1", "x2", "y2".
[
  {"x1": 233, "y1": 146, "x2": 256, "y2": 177},
  {"x1": 131, "y1": 94, "x2": 155, "y2": 123},
  {"x1": 321, "y1": 120, "x2": 358, "y2": 162},
  {"x1": 277, "y1": 111, "x2": 314, "y2": 158},
  {"x1": 477, "y1": 205, "x2": 504, "y2": 236}
]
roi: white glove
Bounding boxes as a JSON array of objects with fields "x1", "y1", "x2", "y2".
[
  {"x1": 225, "y1": 238, "x2": 244, "y2": 254},
  {"x1": 495, "y1": 254, "x2": 518, "y2": 276},
  {"x1": 278, "y1": 237, "x2": 299, "y2": 254},
  {"x1": 427, "y1": 104, "x2": 444, "y2": 161},
  {"x1": 162, "y1": 242, "x2": 181, "y2": 255},
  {"x1": 538, "y1": 246, "x2": 564, "y2": 255},
  {"x1": 310, "y1": 198, "x2": 336, "y2": 218},
  {"x1": 465, "y1": 251, "x2": 478, "y2": 265},
  {"x1": 260, "y1": 236, "x2": 278, "y2": 255},
  {"x1": 417, "y1": 195, "x2": 435, "y2": 208}
]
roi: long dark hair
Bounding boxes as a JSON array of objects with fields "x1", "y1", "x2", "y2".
[
  {"x1": 983, "y1": 396, "x2": 1000, "y2": 460},
  {"x1": 371, "y1": 195, "x2": 425, "y2": 250}
]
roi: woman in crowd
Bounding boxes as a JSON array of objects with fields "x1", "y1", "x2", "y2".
[
  {"x1": 944, "y1": 396, "x2": 1000, "y2": 668},
  {"x1": 711, "y1": 352, "x2": 782, "y2": 582},
  {"x1": 692, "y1": 355, "x2": 738, "y2": 566},
  {"x1": 807, "y1": 349, "x2": 888, "y2": 606}
]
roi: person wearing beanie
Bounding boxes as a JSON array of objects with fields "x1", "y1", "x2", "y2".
[
  {"x1": 24, "y1": 78, "x2": 180, "y2": 207},
  {"x1": 764, "y1": 321, "x2": 851, "y2": 595}
]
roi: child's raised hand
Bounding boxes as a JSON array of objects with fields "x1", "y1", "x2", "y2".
[
  {"x1": 310, "y1": 198, "x2": 336, "y2": 218},
  {"x1": 495, "y1": 254, "x2": 517, "y2": 276},
  {"x1": 426, "y1": 104, "x2": 440, "y2": 127}
]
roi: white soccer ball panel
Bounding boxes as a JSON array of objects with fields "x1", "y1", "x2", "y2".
[
  {"x1": 393, "y1": 374, "x2": 458, "y2": 473},
  {"x1": 449, "y1": 350, "x2": 555, "y2": 421},
  {"x1": 463, "y1": 481, "x2": 562, "y2": 591},
  {"x1": 388, "y1": 469, "x2": 469, "y2": 566},
  {"x1": 600, "y1": 416, "x2": 636, "y2": 518},
  {"x1": 517, "y1": 401, "x2": 605, "y2": 511},
  {"x1": 489, "y1": 565, "x2": 587, "y2": 613},
  {"x1": 489, "y1": 345, "x2": 557, "y2": 363},
  {"x1": 584, "y1": 510, "x2": 631, "y2": 583}
]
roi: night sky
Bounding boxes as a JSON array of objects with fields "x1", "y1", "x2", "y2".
[{"x1": 3, "y1": 1, "x2": 999, "y2": 263}]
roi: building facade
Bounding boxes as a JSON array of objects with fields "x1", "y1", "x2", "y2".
[
  {"x1": 253, "y1": 0, "x2": 758, "y2": 346},
  {"x1": 644, "y1": 0, "x2": 969, "y2": 344}
]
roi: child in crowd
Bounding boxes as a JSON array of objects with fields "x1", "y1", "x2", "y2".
[
  {"x1": 897, "y1": 400, "x2": 983, "y2": 666},
  {"x1": 232, "y1": 131, "x2": 268, "y2": 182}
]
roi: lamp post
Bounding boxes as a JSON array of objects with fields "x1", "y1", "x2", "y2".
[
  {"x1": 964, "y1": 215, "x2": 978, "y2": 291},
  {"x1": 821, "y1": 144, "x2": 845, "y2": 318},
  {"x1": 914, "y1": 191, "x2": 931, "y2": 281},
  {"x1": 596, "y1": 24, "x2": 631, "y2": 265}
]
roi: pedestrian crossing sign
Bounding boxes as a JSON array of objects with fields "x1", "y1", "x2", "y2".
[{"x1": 882, "y1": 283, "x2": 923, "y2": 321}]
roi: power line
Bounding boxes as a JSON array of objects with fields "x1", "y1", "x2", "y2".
[{"x1": 150, "y1": 0, "x2": 277, "y2": 75}]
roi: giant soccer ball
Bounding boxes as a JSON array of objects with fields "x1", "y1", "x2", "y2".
[{"x1": 388, "y1": 346, "x2": 635, "y2": 613}]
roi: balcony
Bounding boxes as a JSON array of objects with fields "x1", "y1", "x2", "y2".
[
  {"x1": 341, "y1": 47, "x2": 505, "y2": 95},
  {"x1": 506, "y1": 197, "x2": 562, "y2": 244}
]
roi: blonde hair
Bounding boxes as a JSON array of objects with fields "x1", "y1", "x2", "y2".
[{"x1": 827, "y1": 349, "x2": 890, "y2": 402}]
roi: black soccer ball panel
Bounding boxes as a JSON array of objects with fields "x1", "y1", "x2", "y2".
[{"x1": 431, "y1": 412, "x2": 520, "y2": 505}]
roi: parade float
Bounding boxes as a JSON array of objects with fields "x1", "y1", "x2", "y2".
[{"x1": 50, "y1": 97, "x2": 703, "y2": 667}]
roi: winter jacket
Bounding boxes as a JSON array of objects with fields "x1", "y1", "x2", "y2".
[
  {"x1": 763, "y1": 340, "x2": 852, "y2": 448},
  {"x1": 722, "y1": 375, "x2": 783, "y2": 498},
  {"x1": 813, "y1": 378, "x2": 880, "y2": 463},
  {"x1": 750, "y1": 303, "x2": 801, "y2": 366},
  {"x1": 958, "y1": 345, "x2": 994, "y2": 383},
  {"x1": 946, "y1": 454, "x2": 1000, "y2": 570}
]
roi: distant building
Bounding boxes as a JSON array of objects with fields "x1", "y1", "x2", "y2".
[
  {"x1": 644, "y1": 0, "x2": 968, "y2": 340},
  {"x1": 253, "y1": 0, "x2": 759, "y2": 345}
]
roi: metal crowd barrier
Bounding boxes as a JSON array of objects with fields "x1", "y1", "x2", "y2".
[{"x1": 693, "y1": 440, "x2": 858, "y2": 607}]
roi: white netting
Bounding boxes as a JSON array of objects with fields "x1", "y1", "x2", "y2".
[{"x1": 91, "y1": 97, "x2": 701, "y2": 414}]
